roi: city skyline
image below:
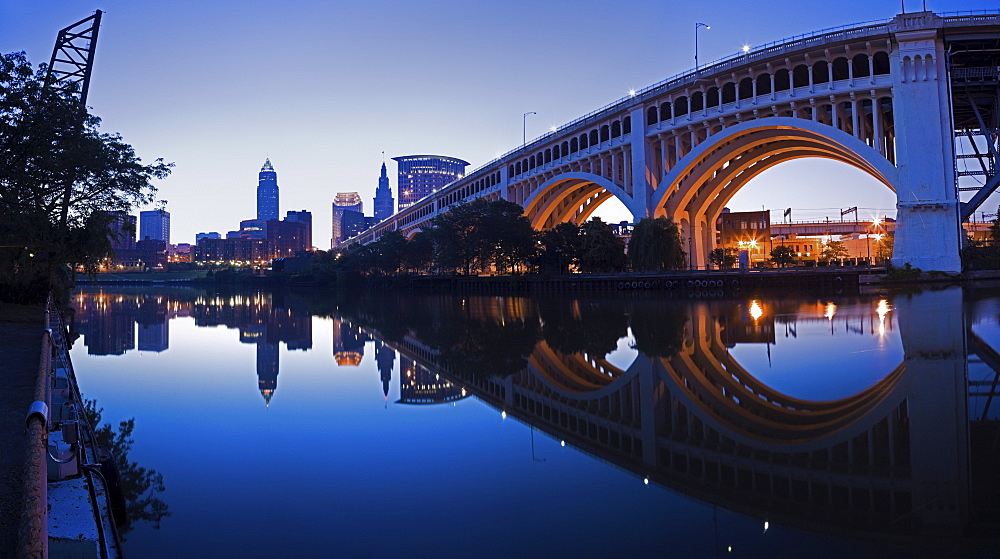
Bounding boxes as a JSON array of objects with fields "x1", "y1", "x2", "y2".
[{"x1": 2, "y1": 0, "x2": 992, "y2": 245}]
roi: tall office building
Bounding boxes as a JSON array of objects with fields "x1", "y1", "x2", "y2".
[
  {"x1": 257, "y1": 158, "x2": 279, "y2": 221},
  {"x1": 284, "y1": 210, "x2": 313, "y2": 250},
  {"x1": 195, "y1": 232, "x2": 221, "y2": 244},
  {"x1": 107, "y1": 211, "x2": 136, "y2": 251},
  {"x1": 373, "y1": 162, "x2": 395, "y2": 221},
  {"x1": 393, "y1": 155, "x2": 469, "y2": 212},
  {"x1": 331, "y1": 192, "x2": 363, "y2": 248},
  {"x1": 139, "y1": 209, "x2": 170, "y2": 243}
]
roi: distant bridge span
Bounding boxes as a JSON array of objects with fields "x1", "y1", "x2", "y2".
[{"x1": 343, "y1": 11, "x2": 1000, "y2": 273}]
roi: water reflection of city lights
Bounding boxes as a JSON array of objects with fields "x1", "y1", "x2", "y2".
[
  {"x1": 749, "y1": 301, "x2": 763, "y2": 321},
  {"x1": 824, "y1": 302, "x2": 837, "y2": 321},
  {"x1": 876, "y1": 299, "x2": 890, "y2": 336}
]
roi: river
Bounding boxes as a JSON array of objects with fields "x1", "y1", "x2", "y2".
[{"x1": 67, "y1": 284, "x2": 1000, "y2": 558}]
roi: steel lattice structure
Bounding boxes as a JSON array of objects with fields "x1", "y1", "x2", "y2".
[{"x1": 44, "y1": 10, "x2": 103, "y2": 105}]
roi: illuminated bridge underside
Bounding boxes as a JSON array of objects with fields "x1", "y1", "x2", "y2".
[{"x1": 346, "y1": 11, "x2": 1000, "y2": 273}]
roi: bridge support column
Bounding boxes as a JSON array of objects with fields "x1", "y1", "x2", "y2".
[
  {"x1": 627, "y1": 107, "x2": 650, "y2": 221},
  {"x1": 889, "y1": 13, "x2": 962, "y2": 272}
]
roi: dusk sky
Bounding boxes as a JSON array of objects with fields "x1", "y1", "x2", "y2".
[{"x1": 2, "y1": 0, "x2": 991, "y2": 246}]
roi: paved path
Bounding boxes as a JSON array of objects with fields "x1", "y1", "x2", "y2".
[{"x1": 0, "y1": 308, "x2": 43, "y2": 558}]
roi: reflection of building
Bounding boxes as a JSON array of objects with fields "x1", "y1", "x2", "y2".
[
  {"x1": 375, "y1": 341, "x2": 395, "y2": 398},
  {"x1": 257, "y1": 158, "x2": 279, "y2": 221},
  {"x1": 720, "y1": 301, "x2": 776, "y2": 346},
  {"x1": 393, "y1": 155, "x2": 469, "y2": 211},
  {"x1": 257, "y1": 342, "x2": 279, "y2": 406},
  {"x1": 397, "y1": 356, "x2": 465, "y2": 405},
  {"x1": 333, "y1": 318, "x2": 367, "y2": 366},
  {"x1": 138, "y1": 322, "x2": 168, "y2": 352},
  {"x1": 373, "y1": 162, "x2": 394, "y2": 221},
  {"x1": 331, "y1": 192, "x2": 363, "y2": 247}
]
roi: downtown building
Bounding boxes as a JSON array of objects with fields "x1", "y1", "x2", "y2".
[
  {"x1": 257, "y1": 158, "x2": 279, "y2": 221},
  {"x1": 372, "y1": 162, "x2": 394, "y2": 221},
  {"x1": 139, "y1": 209, "x2": 170, "y2": 243},
  {"x1": 331, "y1": 192, "x2": 363, "y2": 248},
  {"x1": 393, "y1": 155, "x2": 469, "y2": 212}
]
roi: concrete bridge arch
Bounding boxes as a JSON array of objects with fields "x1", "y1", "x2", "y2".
[
  {"x1": 652, "y1": 117, "x2": 898, "y2": 268},
  {"x1": 523, "y1": 172, "x2": 636, "y2": 230}
]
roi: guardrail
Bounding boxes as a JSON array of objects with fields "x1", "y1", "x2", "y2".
[{"x1": 17, "y1": 305, "x2": 52, "y2": 559}]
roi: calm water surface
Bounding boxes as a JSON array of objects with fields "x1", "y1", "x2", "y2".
[{"x1": 67, "y1": 285, "x2": 1000, "y2": 558}]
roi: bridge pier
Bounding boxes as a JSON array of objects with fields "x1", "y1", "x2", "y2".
[{"x1": 889, "y1": 13, "x2": 963, "y2": 273}]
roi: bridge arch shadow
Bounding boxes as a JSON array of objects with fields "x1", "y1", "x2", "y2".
[{"x1": 652, "y1": 117, "x2": 898, "y2": 267}]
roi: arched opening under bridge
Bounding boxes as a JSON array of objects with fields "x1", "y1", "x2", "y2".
[
  {"x1": 653, "y1": 118, "x2": 897, "y2": 269},
  {"x1": 523, "y1": 172, "x2": 637, "y2": 230}
]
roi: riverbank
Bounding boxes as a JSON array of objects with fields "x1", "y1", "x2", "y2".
[
  {"x1": 0, "y1": 303, "x2": 43, "y2": 557},
  {"x1": 70, "y1": 267, "x2": 1000, "y2": 292}
]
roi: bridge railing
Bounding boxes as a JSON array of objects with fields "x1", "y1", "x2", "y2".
[{"x1": 488, "y1": 10, "x2": 1000, "y2": 174}]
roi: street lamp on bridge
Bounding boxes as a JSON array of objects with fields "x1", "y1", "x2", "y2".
[
  {"x1": 522, "y1": 111, "x2": 537, "y2": 153},
  {"x1": 695, "y1": 22, "x2": 710, "y2": 74}
]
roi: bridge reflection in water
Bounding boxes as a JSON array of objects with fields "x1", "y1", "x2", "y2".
[
  {"x1": 68, "y1": 285, "x2": 1000, "y2": 552},
  {"x1": 342, "y1": 288, "x2": 999, "y2": 552}
]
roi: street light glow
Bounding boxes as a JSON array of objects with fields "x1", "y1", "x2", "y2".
[
  {"x1": 628, "y1": 88, "x2": 637, "y2": 97},
  {"x1": 742, "y1": 44, "x2": 750, "y2": 53}
]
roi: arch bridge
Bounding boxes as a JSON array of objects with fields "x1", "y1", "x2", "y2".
[{"x1": 344, "y1": 11, "x2": 1000, "y2": 273}]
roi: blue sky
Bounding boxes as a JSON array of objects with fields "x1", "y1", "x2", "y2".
[{"x1": 1, "y1": 0, "x2": 990, "y2": 246}]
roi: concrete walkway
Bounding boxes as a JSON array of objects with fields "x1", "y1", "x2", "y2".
[{"x1": 0, "y1": 306, "x2": 43, "y2": 558}]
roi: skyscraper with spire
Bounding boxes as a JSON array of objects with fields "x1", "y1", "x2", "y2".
[
  {"x1": 373, "y1": 162, "x2": 394, "y2": 221},
  {"x1": 257, "y1": 158, "x2": 279, "y2": 221}
]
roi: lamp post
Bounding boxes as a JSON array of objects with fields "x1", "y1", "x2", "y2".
[
  {"x1": 523, "y1": 111, "x2": 536, "y2": 153},
  {"x1": 695, "y1": 22, "x2": 710, "y2": 74}
]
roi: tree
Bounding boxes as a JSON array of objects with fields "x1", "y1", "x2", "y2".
[
  {"x1": 770, "y1": 245, "x2": 796, "y2": 267},
  {"x1": 536, "y1": 222, "x2": 582, "y2": 273},
  {"x1": 373, "y1": 230, "x2": 407, "y2": 275},
  {"x1": 708, "y1": 247, "x2": 738, "y2": 270},
  {"x1": 875, "y1": 233, "x2": 894, "y2": 263},
  {"x1": 579, "y1": 217, "x2": 627, "y2": 273},
  {"x1": 402, "y1": 232, "x2": 434, "y2": 273},
  {"x1": 627, "y1": 217, "x2": 686, "y2": 271},
  {"x1": 483, "y1": 199, "x2": 536, "y2": 274},
  {"x1": 426, "y1": 198, "x2": 536, "y2": 275},
  {"x1": 427, "y1": 200, "x2": 488, "y2": 274},
  {"x1": 1, "y1": 52, "x2": 171, "y2": 300},
  {"x1": 820, "y1": 240, "x2": 849, "y2": 263}
]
